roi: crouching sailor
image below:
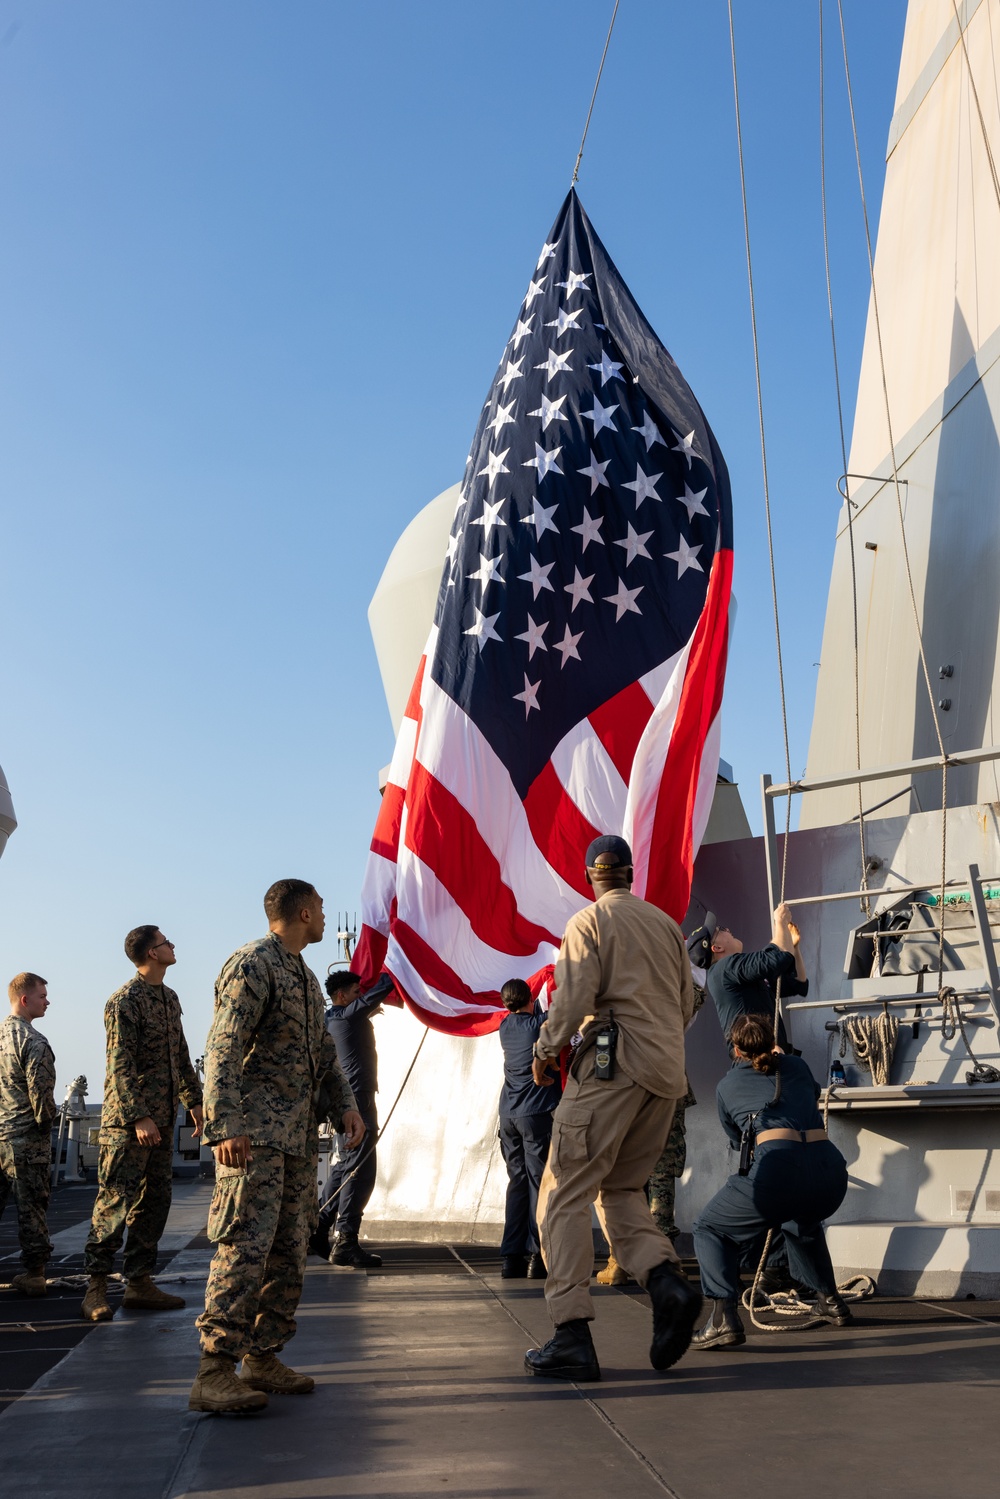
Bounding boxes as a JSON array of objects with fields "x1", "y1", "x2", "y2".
[
  {"x1": 691, "y1": 1014, "x2": 850, "y2": 1350},
  {"x1": 525, "y1": 836, "x2": 702, "y2": 1382}
]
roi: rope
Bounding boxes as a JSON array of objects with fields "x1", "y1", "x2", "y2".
[
  {"x1": 839, "y1": 1009, "x2": 899, "y2": 1086},
  {"x1": 819, "y1": 0, "x2": 869, "y2": 916},
  {"x1": 743, "y1": 1227, "x2": 875, "y2": 1332},
  {"x1": 570, "y1": 0, "x2": 621, "y2": 186},
  {"x1": 727, "y1": 0, "x2": 794, "y2": 1040},
  {"x1": 836, "y1": 0, "x2": 950, "y2": 980},
  {"x1": 939, "y1": 985, "x2": 1000, "y2": 1084},
  {"x1": 318, "y1": 1026, "x2": 428, "y2": 1211}
]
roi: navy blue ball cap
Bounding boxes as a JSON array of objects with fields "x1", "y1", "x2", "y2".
[
  {"x1": 585, "y1": 834, "x2": 633, "y2": 870},
  {"x1": 686, "y1": 912, "x2": 718, "y2": 965}
]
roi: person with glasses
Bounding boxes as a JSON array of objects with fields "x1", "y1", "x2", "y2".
[{"x1": 81, "y1": 925, "x2": 203, "y2": 1323}]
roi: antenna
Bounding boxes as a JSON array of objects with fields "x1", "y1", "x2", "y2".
[{"x1": 337, "y1": 910, "x2": 357, "y2": 963}]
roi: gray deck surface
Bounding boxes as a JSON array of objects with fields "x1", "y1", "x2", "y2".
[{"x1": 2, "y1": 1209, "x2": 999, "y2": 1499}]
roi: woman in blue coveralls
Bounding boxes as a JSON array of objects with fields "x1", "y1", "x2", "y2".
[{"x1": 690, "y1": 1014, "x2": 851, "y2": 1350}]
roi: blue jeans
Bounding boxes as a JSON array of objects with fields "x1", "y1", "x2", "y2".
[
  {"x1": 693, "y1": 1140, "x2": 847, "y2": 1301},
  {"x1": 499, "y1": 1112, "x2": 553, "y2": 1257}
]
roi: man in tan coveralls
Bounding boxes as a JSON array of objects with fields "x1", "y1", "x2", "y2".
[{"x1": 525, "y1": 836, "x2": 701, "y2": 1381}]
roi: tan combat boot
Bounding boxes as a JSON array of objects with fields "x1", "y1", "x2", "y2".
[
  {"x1": 240, "y1": 1351, "x2": 315, "y2": 1395},
  {"x1": 122, "y1": 1275, "x2": 185, "y2": 1311},
  {"x1": 81, "y1": 1274, "x2": 114, "y2": 1322},
  {"x1": 11, "y1": 1269, "x2": 47, "y2": 1298},
  {"x1": 596, "y1": 1254, "x2": 629, "y2": 1286},
  {"x1": 188, "y1": 1354, "x2": 268, "y2": 1414}
]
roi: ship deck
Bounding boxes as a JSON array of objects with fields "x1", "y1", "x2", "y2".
[{"x1": 2, "y1": 1181, "x2": 1000, "y2": 1499}]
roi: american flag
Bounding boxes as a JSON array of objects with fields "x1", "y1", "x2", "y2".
[{"x1": 354, "y1": 190, "x2": 733, "y2": 1035}]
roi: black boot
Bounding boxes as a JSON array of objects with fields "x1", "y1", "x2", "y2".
[
  {"x1": 646, "y1": 1260, "x2": 703, "y2": 1371},
  {"x1": 308, "y1": 1228, "x2": 331, "y2": 1260},
  {"x1": 500, "y1": 1254, "x2": 528, "y2": 1279},
  {"x1": 526, "y1": 1252, "x2": 547, "y2": 1280},
  {"x1": 524, "y1": 1319, "x2": 600, "y2": 1381},
  {"x1": 691, "y1": 1298, "x2": 746, "y2": 1350},
  {"x1": 814, "y1": 1291, "x2": 852, "y2": 1326},
  {"x1": 331, "y1": 1233, "x2": 383, "y2": 1268}
]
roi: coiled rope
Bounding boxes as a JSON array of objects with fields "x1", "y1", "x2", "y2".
[
  {"x1": 839, "y1": 1008, "x2": 900, "y2": 1087},
  {"x1": 744, "y1": 1231, "x2": 875, "y2": 1332}
]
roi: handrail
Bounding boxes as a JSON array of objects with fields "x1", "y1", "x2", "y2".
[
  {"x1": 782, "y1": 876, "x2": 1000, "y2": 908},
  {"x1": 764, "y1": 744, "x2": 1000, "y2": 800}
]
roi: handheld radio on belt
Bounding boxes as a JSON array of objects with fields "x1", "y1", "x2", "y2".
[
  {"x1": 594, "y1": 1009, "x2": 619, "y2": 1082},
  {"x1": 738, "y1": 1065, "x2": 782, "y2": 1176}
]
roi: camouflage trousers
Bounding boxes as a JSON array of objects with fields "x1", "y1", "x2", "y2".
[
  {"x1": 197, "y1": 1145, "x2": 317, "y2": 1361},
  {"x1": 648, "y1": 1101, "x2": 688, "y2": 1241},
  {"x1": 84, "y1": 1135, "x2": 174, "y2": 1279},
  {"x1": 0, "y1": 1135, "x2": 53, "y2": 1272}
]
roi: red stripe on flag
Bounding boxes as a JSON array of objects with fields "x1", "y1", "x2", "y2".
[
  {"x1": 404, "y1": 761, "x2": 561, "y2": 953},
  {"x1": 394, "y1": 919, "x2": 503, "y2": 1012},
  {"x1": 370, "y1": 781, "x2": 405, "y2": 862},
  {"x1": 522, "y1": 761, "x2": 599, "y2": 899},
  {"x1": 403, "y1": 654, "x2": 426, "y2": 725},
  {"x1": 646, "y1": 549, "x2": 733, "y2": 919},
  {"x1": 588, "y1": 680, "x2": 654, "y2": 786},
  {"x1": 352, "y1": 922, "x2": 388, "y2": 989}
]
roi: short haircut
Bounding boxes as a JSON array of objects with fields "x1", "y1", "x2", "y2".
[
  {"x1": 264, "y1": 879, "x2": 318, "y2": 924},
  {"x1": 125, "y1": 925, "x2": 161, "y2": 966},
  {"x1": 325, "y1": 969, "x2": 361, "y2": 999},
  {"x1": 8, "y1": 972, "x2": 46, "y2": 1002},
  {"x1": 500, "y1": 978, "x2": 532, "y2": 1012}
]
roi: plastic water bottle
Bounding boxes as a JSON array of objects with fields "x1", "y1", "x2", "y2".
[{"x1": 829, "y1": 1058, "x2": 847, "y2": 1088}]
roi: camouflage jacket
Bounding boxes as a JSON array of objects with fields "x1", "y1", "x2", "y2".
[
  {"x1": 0, "y1": 1015, "x2": 57, "y2": 1142},
  {"x1": 202, "y1": 932, "x2": 356, "y2": 1158},
  {"x1": 100, "y1": 977, "x2": 202, "y2": 1134}
]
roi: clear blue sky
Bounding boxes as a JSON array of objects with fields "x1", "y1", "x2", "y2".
[{"x1": 0, "y1": 0, "x2": 906, "y2": 1095}]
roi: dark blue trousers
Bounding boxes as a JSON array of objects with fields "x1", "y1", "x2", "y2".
[
  {"x1": 499, "y1": 1112, "x2": 553, "y2": 1257},
  {"x1": 694, "y1": 1140, "x2": 847, "y2": 1301},
  {"x1": 317, "y1": 1098, "x2": 378, "y2": 1239}
]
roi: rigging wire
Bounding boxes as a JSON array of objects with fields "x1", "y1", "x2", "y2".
[
  {"x1": 571, "y1": 0, "x2": 621, "y2": 187},
  {"x1": 819, "y1": 0, "x2": 870, "y2": 917},
  {"x1": 835, "y1": 0, "x2": 949, "y2": 982},
  {"x1": 950, "y1": 0, "x2": 1000, "y2": 214}
]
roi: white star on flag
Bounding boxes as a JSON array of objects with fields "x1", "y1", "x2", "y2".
[
  {"x1": 499, "y1": 357, "x2": 524, "y2": 391},
  {"x1": 467, "y1": 553, "x2": 504, "y2": 589},
  {"x1": 545, "y1": 307, "x2": 583, "y2": 336},
  {"x1": 677, "y1": 483, "x2": 710, "y2": 521},
  {"x1": 529, "y1": 394, "x2": 569, "y2": 431},
  {"x1": 463, "y1": 608, "x2": 503, "y2": 650},
  {"x1": 515, "y1": 614, "x2": 549, "y2": 658},
  {"x1": 487, "y1": 399, "x2": 516, "y2": 436},
  {"x1": 564, "y1": 567, "x2": 595, "y2": 611},
  {"x1": 632, "y1": 412, "x2": 666, "y2": 450},
  {"x1": 554, "y1": 622, "x2": 584, "y2": 667},
  {"x1": 471, "y1": 497, "x2": 505, "y2": 541},
  {"x1": 672, "y1": 430, "x2": 697, "y2": 467},
  {"x1": 604, "y1": 579, "x2": 643, "y2": 621},
  {"x1": 666, "y1": 536, "x2": 704, "y2": 578},
  {"x1": 446, "y1": 532, "x2": 460, "y2": 565},
  {"x1": 518, "y1": 554, "x2": 556, "y2": 597},
  {"x1": 588, "y1": 351, "x2": 624, "y2": 385},
  {"x1": 557, "y1": 269, "x2": 591, "y2": 296},
  {"x1": 510, "y1": 317, "x2": 534, "y2": 348},
  {"x1": 571, "y1": 508, "x2": 604, "y2": 551},
  {"x1": 523, "y1": 278, "x2": 546, "y2": 306},
  {"x1": 514, "y1": 674, "x2": 541, "y2": 716},
  {"x1": 535, "y1": 241, "x2": 557, "y2": 270},
  {"x1": 578, "y1": 451, "x2": 611, "y2": 494},
  {"x1": 534, "y1": 347, "x2": 573, "y2": 381},
  {"x1": 478, "y1": 448, "x2": 510, "y2": 486},
  {"x1": 522, "y1": 497, "x2": 560, "y2": 539},
  {"x1": 614, "y1": 524, "x2": 654, "y2": 567},
  {"x1": 623, "y1": 463, "x2": 663, "y2": 508},
  {"x1": 582, "y1": 397, "x2": 618, "y2": 435},
  {"x1": 523, "y1": 444, "x2": 563, "y2": 480}
]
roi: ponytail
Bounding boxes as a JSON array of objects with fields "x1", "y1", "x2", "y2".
[{"x1": 730, "y1": 1014, "x2": 779, "y2": 1074}]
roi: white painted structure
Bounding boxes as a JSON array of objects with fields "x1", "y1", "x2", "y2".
[{"x1": 0, "y1": 763, "x2": 15, "y2": 859}]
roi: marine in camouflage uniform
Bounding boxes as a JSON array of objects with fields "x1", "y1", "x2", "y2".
[
  {"x1": 196, "y1": 932, "x2": 356, "y2": 1363},
  {"x1": 0, "y1": 1007, "x2": 57, "y2": 1277},
  {"x1": 83, "y1": 977, "x2": 203, "y2": 1279},
  {"x1": 648, "y1": 982, "x2": 705, "y2": 1241}
]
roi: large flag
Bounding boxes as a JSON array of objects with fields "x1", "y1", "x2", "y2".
[{"x1": 354, "y1": 190, "x2": 733, "y2": 1034}]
